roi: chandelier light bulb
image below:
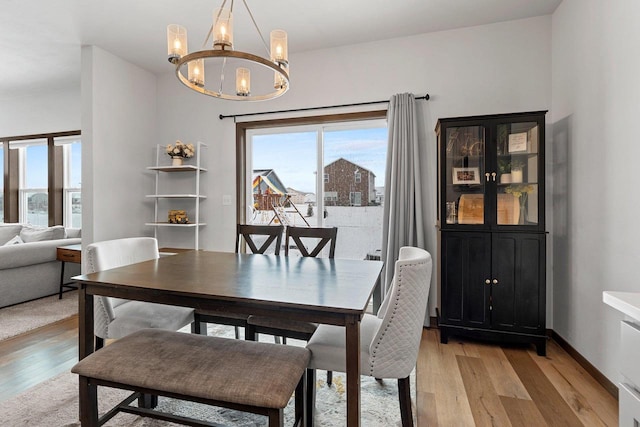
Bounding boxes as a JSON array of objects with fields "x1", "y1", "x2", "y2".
[
  {"x1": 270, "y1": 30, "x2": 288, "y2": 66},
  {"x1": 236, "y1": 68, "x2": 250, "y2": 96},
  {"x1": 188, "y1": 59, "x2": 205, "y2": 87},
  {"x1": 167, "y1": 24, "x2": 188, "y2": 64},
  {"x1": 213, "y1": 8, "x2": 233, "y2": 50}
]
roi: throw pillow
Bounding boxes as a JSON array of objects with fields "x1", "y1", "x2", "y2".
[
  {"x1": 0, "y1": 223, "x2": 24, "y2": 245},
  {"x1": 20, "y1": 225, "x2": 66, "y2": 243},
  {"x1": 2, "y1": 235, "x2": 24, "y2": 246}
]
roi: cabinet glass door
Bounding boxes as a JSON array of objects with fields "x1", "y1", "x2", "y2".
[
  {"x1": 444, "y1": 126, "x2": 486, "y2": 225},
  {"x1": 495, "y1": 121, "x2": 539, "y2": 226}
]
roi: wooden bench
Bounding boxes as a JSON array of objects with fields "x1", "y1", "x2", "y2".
[{"x1": 71, "y1": 329, "x2": 310, "y2": 426}]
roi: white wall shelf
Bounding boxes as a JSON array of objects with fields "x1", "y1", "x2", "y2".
[{"x1": 146, "y1": 142, "x2": 207, "y2": 249}]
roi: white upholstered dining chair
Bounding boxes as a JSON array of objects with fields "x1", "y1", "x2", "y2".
[
  {"x1": 85, "y1": 237, "x2": 195, "y2": 349},
  {"x1": 306, "y1": 246, "x2": 432, "y2": 427}
]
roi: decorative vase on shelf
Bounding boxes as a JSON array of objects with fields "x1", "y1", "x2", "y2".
[
  {"x1": 518, "y1": 193, "x2": 528, "y2": 225},
  {"x1": 511, "y1": 168, "x2": 523, "y2": 183},
  {"x1": 171, "y1": 156, "x2": 183, "y2": 166}
]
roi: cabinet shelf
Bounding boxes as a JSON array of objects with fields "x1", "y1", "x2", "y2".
[
  {"x1": 146, "y1": 142, "x2": 207, "y2": 250},
  {"x1": 147, "y1": 165, "x2": 208, "y2": 172},
  {"x1": 145, "y1": 222, "x2": 207, "y2": 227},
  {"x1": 145, "y1": 194, "x2": 207, "y2": 199}
]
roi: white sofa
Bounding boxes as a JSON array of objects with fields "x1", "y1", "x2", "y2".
[{"x1": 0, "y1": 223, "x2": 81, "y2": 308}]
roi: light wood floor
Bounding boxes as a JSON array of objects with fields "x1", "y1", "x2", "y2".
[{"x1": 0, "y1": 317, "x2": 618, "y2": 426}]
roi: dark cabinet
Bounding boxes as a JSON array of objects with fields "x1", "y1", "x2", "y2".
[{"x1": 436, "y1": 111, "x2": 547, "y2": 355}]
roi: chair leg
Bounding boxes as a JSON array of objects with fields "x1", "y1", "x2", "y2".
[
  {"x1": 234, "y1": 326, "x2": 240, "y2": 339},
  {"x1": 326, "y1": 371, "x2": 333, "y2": 386},
  {"x1": 95, "y1": 336, "x2": 104, "y2": 350},
  {"x1": 306, "y1": 368, "x2": 316, "y2": 427},
  {"x1": 138, "y1": 393, "x2": 158, "y2": 409},
  {"x1": 245, "y1": 324, "x2": 257, "y2": 341},
  {"x1": 398, "y1": 377, "x2": 414, "y2": 427}
]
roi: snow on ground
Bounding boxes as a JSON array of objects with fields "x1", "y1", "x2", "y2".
[{"x1": 252, "y1": 204, "x2": 383, "y2": 260}]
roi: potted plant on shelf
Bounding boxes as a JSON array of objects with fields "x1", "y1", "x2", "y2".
[
  {"x1": 505, "y1": 184, "x2": 534, "y2": 224},
  {"x1": 498, "y1": 159, "x2": 512, "y2": 184},
  {"x1": 166, "y1": 140, "x2": 195, "y2": 166}
]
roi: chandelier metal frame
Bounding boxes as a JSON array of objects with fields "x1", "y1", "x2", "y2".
[{"x1": 168, "y1": 0, "x2": 290, "y2": 101}]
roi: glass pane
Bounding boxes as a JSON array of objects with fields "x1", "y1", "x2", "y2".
[
  {"x1": 444, "y1": 126, "x2": 485, "y2": 225},
  {"x1": 496, "y1": 122, "x2": 539, "y2": 225},
  {"x1": 25, "y1": 144, "x2": 48, "y2": 188},
  {"x1": 250, "y1": 131, "x2": 316, "y2": 254},
  {"x1": 324, "y1": 126, "x2": 387, "y2": 260},
  {"x1": 25, "y1": 190, "x2": 49, "y2": 226},
  {"x1": 69, "y1": 191, "x2": 82, "y2": 228}
]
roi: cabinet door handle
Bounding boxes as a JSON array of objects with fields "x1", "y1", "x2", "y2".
[
  {"x1": 491, "y1": 172, "x2": 497, "y2": 182},
  {"x1": 485, "y1": 173, "x2": 490, "y2": 182},
  {"x1": 485, "y1": 279, "x2": 491, "y2": 284},
  {"x1": 492, "y1": 279, "x2": 499, "y2": 284}
]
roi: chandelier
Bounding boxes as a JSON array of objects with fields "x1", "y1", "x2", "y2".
[{"x1": 167, "y1": 0, "x2": 290, "y2": 101}]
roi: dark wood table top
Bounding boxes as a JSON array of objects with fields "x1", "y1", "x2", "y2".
[{"x1": 74, "y1": 250, "x2": 383, "y2": 316}]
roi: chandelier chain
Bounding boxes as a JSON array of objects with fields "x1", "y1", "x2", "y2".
[{"x1": 242, "y1": 0, "x2": 271, "y2": 57}]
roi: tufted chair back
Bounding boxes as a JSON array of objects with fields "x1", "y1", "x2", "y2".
[
  {"x1": 368, "y1": 246, "x2": 432, "y2": 379},
  {"x1": 86, "y1": 237, "x2": 159, "y2": 339}
]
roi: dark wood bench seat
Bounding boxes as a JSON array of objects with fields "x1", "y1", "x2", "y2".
[{"x1": 71, "y1": 328, "x2": 310, "y2": 426}]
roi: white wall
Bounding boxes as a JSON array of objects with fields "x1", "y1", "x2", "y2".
[
  {"x1": 155, "y1": 16, "x2": 552, "y2": 318},
  {"x1": 0, "y1": 88, "x2": 80, "y2": 136},
  {"x1": 81, "y1": 46, "x2": 157, "y2": 247},
  {"x1": 552, "y1": 0, "x2": 640, "y2": 383}
]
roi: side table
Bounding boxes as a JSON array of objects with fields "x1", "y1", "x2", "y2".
[{"x1": 57, "y1": 244, "x2": 82, "y2": 299}]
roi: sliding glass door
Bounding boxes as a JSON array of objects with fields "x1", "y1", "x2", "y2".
[{"x1": 246, "y1": 119, "x2": 387, "y2": 260}]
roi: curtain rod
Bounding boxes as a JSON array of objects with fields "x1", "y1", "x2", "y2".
[{"x1": 219, "y1": 94, "x2": 430, "y2": 120}]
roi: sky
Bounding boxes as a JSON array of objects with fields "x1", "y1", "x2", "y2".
[{"x1": 252, "y1": 126, "x2": 388, "y2": 193}]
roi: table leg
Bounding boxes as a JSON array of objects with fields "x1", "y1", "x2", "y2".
[
  {"x1": 345, "y1": 316, "x2": 361, "y2": 427},
  {"x1": 79, "y1": 286, "x2": 94, "y2": 360},
  {"x1": 58, "y1": 261, "x2": 66, "y2": 299}
]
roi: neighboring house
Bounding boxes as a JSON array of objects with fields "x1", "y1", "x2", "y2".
[
  {"x1": 375, "y1": 186, "x2": 384, "y2": 205},
  {"x1": 323, "y1": 158, "x2": 375, "y2": 206},
  {"x1": 286, "y1": 187, "x2": 312, "y2": 205}
]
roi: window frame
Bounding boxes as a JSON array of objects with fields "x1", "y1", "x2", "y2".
[
  {"x1": 235, "y1": 110, "x2": 387, "y2": 226},
  {"x1": 0, "y1": 130, "x2": 80, "y2": 225}
]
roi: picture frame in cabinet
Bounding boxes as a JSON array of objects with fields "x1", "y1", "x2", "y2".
[
  {"x1": 508, "y1": 132, "x2": 528, "y2": 153},
  {"x1": 452, "y1": 167, "x2": 480, "y2": 185}
]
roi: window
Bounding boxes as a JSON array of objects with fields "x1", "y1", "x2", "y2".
[
  {"x1": 16, "y1": 139, "x2": 49, "y2": 226},
  {"x1": 243, "y1": 114, "x2": 387, "y2": 260},
  {"x1": 1, "y1": 131, "x2": 80, "y2": 226}
]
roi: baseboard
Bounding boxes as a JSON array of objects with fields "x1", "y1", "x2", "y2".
[
  {"x1": 426, "y1": 320, "x2": 617, "y2": 400},
  {"x1": 551, "y1": 330, "x2": 618, "y2": 399}
]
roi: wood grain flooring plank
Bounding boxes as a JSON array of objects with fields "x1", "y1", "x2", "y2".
[
  {"x1": 457, "y1": 354, "x2": 512, "y2": 427},
  {"x1": 529, "y1": 341, "x2": 617, "y2": 427},
  {"x1": 504, "y1": 347, "x2": 583, "y2": 427},
  {"x1": 500, "y1": 395, "x2": 547, "y2": 426},
  {"x1": 465, "y1": 340, "x2": 531, "y2": 400},
  {"x1": 420, "y1": 329, "x2": 475, "y2": 426},
  {"x1": 417, "y1": 391, "x2": 438, "y2": 427}
]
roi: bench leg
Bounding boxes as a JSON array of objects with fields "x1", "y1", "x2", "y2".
[
  {"x1": 294, "y1": 369, "x2": 306, "y2": 426},
  {"x1": 245, "y1": 324, "x2": 257, "y2": 341},
  {"x1": 267, "y1": 407, "x2": 284, "y2": 427},
  {"x1": 138, "y1": 393, "x2": 159, "y2": 409},
  {"x1": 79, "y1": 376, "x2": 99, "y2": 427}
]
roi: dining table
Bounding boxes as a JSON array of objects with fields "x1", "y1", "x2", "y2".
[{"x1": 74, "y1": 250, "x2": 383, "y2": 426}]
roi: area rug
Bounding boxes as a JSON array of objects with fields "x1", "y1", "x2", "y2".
[
  {"x1": 1, "y1": 323, "x2": 415, "y2": 426},
  {"x1": 0, "y1": 368, "x2": 413, "y2": 426},
  {"x1": 0, "y1": 291, "x2": 78, "y2": 341}
]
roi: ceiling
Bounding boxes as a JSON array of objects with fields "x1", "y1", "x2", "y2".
[{"x1": 0, "y1": 0, "x2": 562, "y2": 99}]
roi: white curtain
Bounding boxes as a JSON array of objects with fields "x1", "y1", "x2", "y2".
[{"x1": 381, "y1": 93, "x2": 427, "y2": 296}]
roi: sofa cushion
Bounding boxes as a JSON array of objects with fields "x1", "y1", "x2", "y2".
[
  {"x1": 20, "y1": 225, "x2": 66, "y2": 242},
  {"x1": 0, "y1": 224, "x2": 23, "y2": 245},
  {"x1": 3, "y1": 235, "x2": 24, "y2": 246},
  {"x1": 66, "y1": 228, "x2": 82, "y2": 238},
  {"x1": 0, "y1": 237, "x2": 81, "y2": 270}
]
